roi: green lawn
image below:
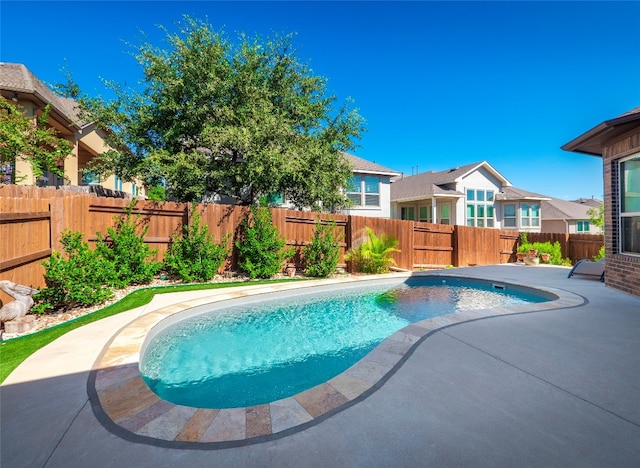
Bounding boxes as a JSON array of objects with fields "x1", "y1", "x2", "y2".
[{"x1": 0, "y1": 278, "x2": 304, "y2": 384}]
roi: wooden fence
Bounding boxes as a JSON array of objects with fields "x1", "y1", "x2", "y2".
[{"x1": 0, "y1": 185, "x2": 604, "y2": 305}]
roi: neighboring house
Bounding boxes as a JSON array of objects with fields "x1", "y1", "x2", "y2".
[
  {"x1": 225, "y1": 152, "x2": 400, "y2": 217},
  {"x1": 572, "y1": 197, "x2": 604, "y2": 209},
  {"x1": 342, "y1": 153, "x2": 401, "y2": 218},
  {"x1": 390, "y1": 161, "x2": 549, "y2": 232},
  {"x1": 562, "y1": 105, "x2": 640, "y2": 297},
  {"x1": 541, "y1": 198, "x2": 603, "y2": 234},
  {"x1": 0, "y1": 62, "x2": 143, "y2": 197}
]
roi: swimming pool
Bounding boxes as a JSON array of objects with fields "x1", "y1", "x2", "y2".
[{"x1": 139, "y1": 276, "x2": 552, "y2": 409}]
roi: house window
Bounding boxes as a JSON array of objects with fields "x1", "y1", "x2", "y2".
[
  {"x1": 577, "y1": 221, "x2": 590, "y2": 232},
  {"x1": 520, "y1": 203, "x2": 540, "y2": 227},
  {"x1": 1, "y1": 162, "x2": 15, "y2": 184},
  {"x1": 115, "y1": 175, "x2": 123, "y2": 191},
  {"x1": 504, "y1": 204, "x2": 517, "y2": 228},
  {"x1": 419, "y1": 206, "x2": 431, "y2": 222},
  {"x1": 347, "y1": 175, "x2": 380, "y2": 207},
  {"x1": 37, "y1": 169, "x2": 65, "y2": 187},
  {"x1": 267, "y1": 193, "x2": 284, "y2": 204},
  {"x1": 440, "y1": 204, "x2": 450, "y2": 225},
  {"x1": 620, "y1": 155, "x2": 640, "y2": 254},
  {"x1": 401, "y1": 207, "x2": 415, "y2": 221},
  {"x1": 466, "y1": 189, "x2": 495, "y2": 228},
  {"x1": 466, "y1": 204, "x2": 475, "y2": 226},
  {"x1": 82, "y1": 172, "x2": 100, "y2": 185}
]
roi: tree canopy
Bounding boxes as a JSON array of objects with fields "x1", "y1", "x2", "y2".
[
  {"x1": 587, "y1": 203, "x2": 605, "y2": 233},
  {"x1": 0, "y1": 99, "x2": 72, "y2": 183},
  {"x1": 73, "y1": 16, "x2": 365, "y2": 208}
]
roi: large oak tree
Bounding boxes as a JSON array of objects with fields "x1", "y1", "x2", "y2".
[{"x1": 74, "y1": 16, "x2": 365, "y2": 209}]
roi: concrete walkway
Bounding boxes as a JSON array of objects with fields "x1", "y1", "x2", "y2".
[{"x1": 1, "y1": 265, "x2": 639, "y2": 467}]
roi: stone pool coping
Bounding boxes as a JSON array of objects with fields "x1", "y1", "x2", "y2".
[{"x1": 89, "y1": 271, "x2": 585, "y2": 448}]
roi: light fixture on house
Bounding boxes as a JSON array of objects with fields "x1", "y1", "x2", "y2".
[{"x1": 10, "y1": 93, "x2": 18, "y2": 102}]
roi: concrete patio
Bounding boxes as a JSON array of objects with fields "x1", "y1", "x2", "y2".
[{"x1": 1, "y1": 264, "x2": 639, "y2": 467}]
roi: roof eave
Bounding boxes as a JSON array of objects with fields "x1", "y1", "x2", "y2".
[
  {"x1": 391, "y1": 193, "x2": 465, "y2": 203},
  {"x1": 354, "y1": 169, "x2": 402, "y2": 177},
  {"x1": 562, "y1": 112, "x2": 640, "y2": 157},
  {"x1": 497, "y1": 196, "x2": 552, "y2": 202}
]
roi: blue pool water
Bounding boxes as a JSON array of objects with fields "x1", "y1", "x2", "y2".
[{"x1": 140, "y1": 278, "x2": 548, "y2": 408}]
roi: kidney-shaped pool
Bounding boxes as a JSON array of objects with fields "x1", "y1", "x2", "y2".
[{"x1": 139, "y1": 276, "x2": 554, "y2": 409}]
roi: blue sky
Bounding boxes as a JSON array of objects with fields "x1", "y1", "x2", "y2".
[{"x1": 2, "y1": 1, "x2": 639, "y2": 200}]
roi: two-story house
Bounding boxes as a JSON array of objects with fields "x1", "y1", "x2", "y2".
[
  {"x1": 342, "y1": 154, "x2": 401, "y2": 218},
  {"x1": 0, "y1": 62, "x2": 143, "y2": 197},
  {"x1": 390, "y1": 161, "x2": 550, "y2": 232}
]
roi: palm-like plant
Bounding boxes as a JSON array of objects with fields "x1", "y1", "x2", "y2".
[{"x1": 345, "y1": 227, "x2": 400, "y2": 274}]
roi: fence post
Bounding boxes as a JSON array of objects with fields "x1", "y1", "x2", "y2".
[
  {"x1": 50, "y1": 198, "x2": 64, "y2": 253},
  {"x1": 452, "y1": 225, "x2": 460, "y2": 267}
]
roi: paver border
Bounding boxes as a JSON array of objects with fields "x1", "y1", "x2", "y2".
[{"x1": 87, "y1": 272, "x2": 586, "y2": 449}]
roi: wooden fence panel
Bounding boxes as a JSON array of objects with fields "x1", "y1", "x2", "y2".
[
  {"x1": 200, "y1": 203, "x2": 247, "y2": 272},
  {"x1": 348, "y1": 216, "x2": 413, "y2": 270},
  {"x1": 0, "y1": 197, "x2": 52, "y2": 301},
  {"x1": 279, "y1": 210, "x2": 350, "y2": 270},
  {"x1": 499, "y1": 231, "x2": 520, "y2": 264},
  {"x1": 526, "y1": 232, "x2": 603, "y2": 263},
  {"x1": 0, "y1": 185, "x2": 608, "y2": 292},
  {"x1": 455, "y1": 225, "x2": 504, "y2": 266},
  {"x1": 412, "y1": 222, "x2": 455, "y2": 268},
  {"x1": 567, "y1": 234, "x2": 604, "y2": 263},
  {"x1": 82, "y1": 199, "x2": 187, "y2": 261}
]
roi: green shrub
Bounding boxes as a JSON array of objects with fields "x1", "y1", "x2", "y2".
[
  {"x1": 147, "y1": 185, "x2": 166, "y2": 201},
  {"x1": 593, "y1": 245, "x2": 605, "y2": 261},
  {"x1": 164, "y1": 205, "x2": 230, "y2": 282},
  {"x1": 34, "y1": 231, "x2": 116, "y2": 313},
  {"x1": 236, "y1": 206, "x2": 293, "y2": 279},
  {"x1": 345, "y1": 227, "x2": 400, "y2": 274},
  {"x1": 303, "y1": 220, "x2": 342, "y2": 278},
  {"x1": 95, "y1": 202, "x2": 162, "y2": 287},
  {"x1": 518, "y1": 237, "x2": 569, "y2": 266}
]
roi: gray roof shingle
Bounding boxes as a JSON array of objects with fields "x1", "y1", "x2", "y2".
[
  {"x1": 542, "y1": 198, "x2": 600, "y2": 221},
  {"x1": 391, "y1": 161, "x2": 511, "y2": 202},
  {"x1": 495, "y1": 186, "x2": 551, "y2": 201},
  {"x1": 0, "y1": 62, "x2": 84, "y2": 126},
  {"x1": 343, "y1": 153, "x2": 401, "y2": 176}
]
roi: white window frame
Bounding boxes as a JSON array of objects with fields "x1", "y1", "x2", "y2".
[
  {"x1": 347, "y1": 175, "x2": 380, "y2": 207},
  {"x1": 466, "y1": 189, "x2": 495, "y2": 228},
  {"x1": 577, "y1": 220, "x2": 590, "y2": 232},
  {"x1": 503, "y1": 203, "x2": 517, "y2": 228},
  {"x1": 520, "y1": 203, "x2": 540, "y2": 228}
]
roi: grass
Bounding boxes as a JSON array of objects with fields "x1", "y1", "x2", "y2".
[{"x1": 0, "y1": 278, "x2": 305, "y2": 384}]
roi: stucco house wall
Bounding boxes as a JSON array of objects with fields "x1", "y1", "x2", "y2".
[{"x1": 541, "y1": 220, "x2": 568, "y2": 233}]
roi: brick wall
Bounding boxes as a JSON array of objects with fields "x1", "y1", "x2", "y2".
[{"x1": 602, "y1": 129, "x2": 640, "y2": 297}]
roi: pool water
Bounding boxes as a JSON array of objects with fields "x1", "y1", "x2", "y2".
[{"x1": 140, "y1": 279, "x2": 547, "y2": 408}]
